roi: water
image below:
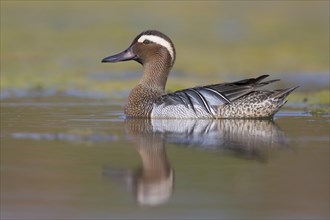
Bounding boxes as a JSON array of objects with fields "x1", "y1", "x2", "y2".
[{"x1": 1, "y1": 97, "x2": 329, "y2": 219}]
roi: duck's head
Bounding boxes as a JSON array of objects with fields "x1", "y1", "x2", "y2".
[{"x1": 102, "y1": 30, "x2": 176, "y2": 68}]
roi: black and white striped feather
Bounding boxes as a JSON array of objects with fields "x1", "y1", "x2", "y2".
[{"x1": 155, "y1": 75, "x2": 279, "y2": 114}]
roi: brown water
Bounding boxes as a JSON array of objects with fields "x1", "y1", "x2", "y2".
[{"x1": 1, "y1": 97, "x2": 329, "y2": 219}]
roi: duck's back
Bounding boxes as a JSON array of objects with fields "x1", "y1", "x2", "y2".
[{"x1": 150, "y1": 75, "x2": 297, "y2": 119}]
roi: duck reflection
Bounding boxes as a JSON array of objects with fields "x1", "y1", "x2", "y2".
[
  {"x1": 125, "y1": 119, "x2": 174, "y2": 206},
  {"x1": 103, "y1": 119, "x2": 174, "y2": 207},
  {"x1": 151, "y1": 119, "x2": 288, "y2": 160},
  {"x1": 103, "y1": 118, "x2": 288, "y2": 206}
]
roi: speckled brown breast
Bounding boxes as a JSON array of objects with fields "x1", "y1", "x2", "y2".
[{"x1": 125, "y1": 84, "x2": 164, "y2": 118}]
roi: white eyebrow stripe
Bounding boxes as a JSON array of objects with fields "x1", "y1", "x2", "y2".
[{"x1": 137, "y1": 35, "x2": 174, "y2": 62}]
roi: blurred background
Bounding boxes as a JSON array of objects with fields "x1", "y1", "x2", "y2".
[{"x1": 1, "y1": 1, "x2": 329, "y2": 107}]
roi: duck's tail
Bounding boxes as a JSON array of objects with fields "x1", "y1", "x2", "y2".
[
  {"x1": 269, "y1": 86, "x2": 299, "y2": 114},
  {"x1": 271, "y1": 86, "x2": 299, "y2": 100}
]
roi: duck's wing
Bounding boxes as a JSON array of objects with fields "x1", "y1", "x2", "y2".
[{"x1": 156, "y1": 75, "x2": 279, "y2": 113}]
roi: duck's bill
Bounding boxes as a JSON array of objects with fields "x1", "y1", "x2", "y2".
[{"x1": 102, "y1": 48, "x2": 136, "y2": 63}]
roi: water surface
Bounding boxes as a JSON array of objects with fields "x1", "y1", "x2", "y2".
[{"x1": 1, "y1": 97, "x2": 329, "y2": 219}]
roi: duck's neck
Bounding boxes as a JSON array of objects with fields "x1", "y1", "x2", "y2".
[
  {"x1": 139, "y1": 60, "x2": 171, "y2": 91},
  {"x1": 125, "y1": 58, "x2": 172, "y2": 117}
]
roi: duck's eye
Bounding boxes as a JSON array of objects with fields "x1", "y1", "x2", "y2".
[{"x1": 143, "y1": 39, "x2": 152, "y2": 44}]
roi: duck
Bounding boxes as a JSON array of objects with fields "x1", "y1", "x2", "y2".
[{"x1": 102, "y1": 30, "x2": 297, "y2": 119}]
